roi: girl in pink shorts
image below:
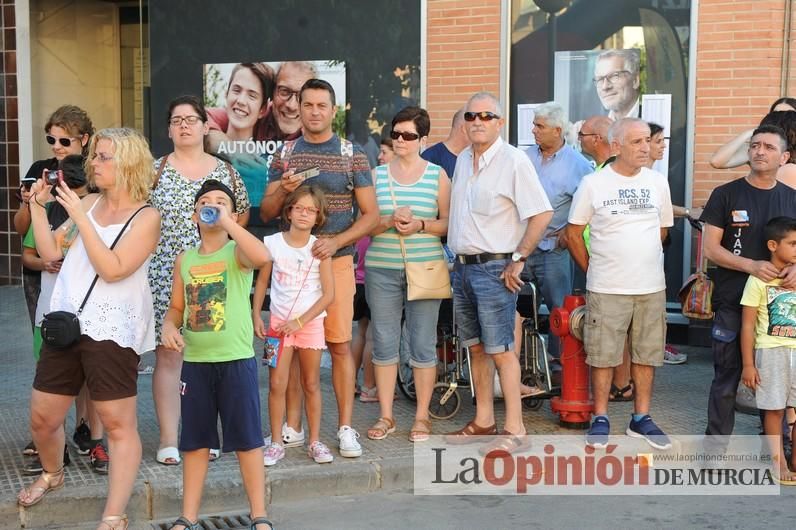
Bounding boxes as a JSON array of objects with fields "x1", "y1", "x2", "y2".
[{"x1": 253, "y1": 187, "x2": 334, "y2": 465}]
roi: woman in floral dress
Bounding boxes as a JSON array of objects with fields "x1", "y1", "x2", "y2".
[{"x1": 149, "y1": 95, "x2": 250, "y2": 465}]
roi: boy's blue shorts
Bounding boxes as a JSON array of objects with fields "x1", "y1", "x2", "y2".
[{"x1": 179, "y1": 357, "x2": 263, "y2": 453}]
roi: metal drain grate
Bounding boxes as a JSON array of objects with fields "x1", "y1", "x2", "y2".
[{"x1": 151, "y1": 513, "x2": 251, "y2": 529}]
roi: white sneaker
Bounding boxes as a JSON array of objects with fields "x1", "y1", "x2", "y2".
[
  {"x1": 282, "y1": 423, "x2": 305, "y2": 448},
  {"x1": 337, "y1": 425, "x2": 362, "y2": 458},
  {"x1": 308, "y1": 440, "x2": 334, "y2": 464},
  {"x1": 263, "y1": 443, "x2": 285, "y2": 467}
]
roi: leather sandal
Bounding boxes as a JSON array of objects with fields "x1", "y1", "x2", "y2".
[
  {"x1": 445, "y1": 420, "x2": 498, "y2": 444},
  {"x1": 170, "y1": 516, "x2": 200, "y2": 530},
  {"x1": 98, "y1": 514, "x2": 128, "y2": 529},
  {"x1": 609, "y1": 379, "x2": 634, "y2": 402},
  {"x1": 367, "y1": 417, "x2": 396, "y2": 440},
  {"x1": 250, "y1": 515, "x2": 274, "y2": 529},
  {"x1": 478, "y1": 430, "x2": 532, "y2": 456},
  {"x1": 17, "y1": 466, "x2": 65, "y2": 507},
  {"x1": 409, "y1": 419, "x2": 432, "y2": 443}
]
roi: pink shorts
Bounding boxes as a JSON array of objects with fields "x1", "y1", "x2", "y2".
[{"x1": 269, "y1": 315, "x2": 326, "y2": 351}]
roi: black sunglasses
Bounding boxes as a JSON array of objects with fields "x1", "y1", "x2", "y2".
[
  {"x1": 390, "y1": 130, "x2": 421, "y2": 141},
  {"x1": 46, "y1": 134, "x2": 78, "y2": 147},
  {"x1": 464, "y1": 111, "x2": 501, "y2": 122}
]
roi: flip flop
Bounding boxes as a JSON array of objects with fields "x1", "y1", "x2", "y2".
[{"x1": 156, "y1": 446, "x2": 181, "y2": 465}]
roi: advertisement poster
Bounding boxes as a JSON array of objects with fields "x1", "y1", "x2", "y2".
[
  {"x1": 554, "y1": 48, "x2": 642, "y2": 125},
  {"x1": 203, "y1": 60, "x2": 347, "y2": 230}
]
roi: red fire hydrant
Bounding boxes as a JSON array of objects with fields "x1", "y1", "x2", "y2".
[{"x1": 549, "y1": 294, "x2": 593, "y2": 429}]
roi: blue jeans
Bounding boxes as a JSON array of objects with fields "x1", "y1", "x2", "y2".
[
  {"x1": 365, "y1": 267, "x2": 441, "y2": 368},
  {"x1": 523, "y1": 248, "x2": 573, "y2": 358},
  {"x1": 452, "y1": 259, "x2": 517, "y2": 354}
]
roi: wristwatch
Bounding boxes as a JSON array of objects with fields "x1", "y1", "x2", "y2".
[{"x1": 511, "y1": 252, "x2": 526, "y2": 263}]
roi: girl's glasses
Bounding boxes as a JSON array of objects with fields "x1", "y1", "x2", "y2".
[{"x1": 291, "y1": 205, "x2": 319, "y2": 215}]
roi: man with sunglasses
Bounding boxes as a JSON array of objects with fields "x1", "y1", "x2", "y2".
[
  {"x1": 447, "y1": 92, "x2": 553, "y2": 445},
  {"x1": 260, "y1": 78, "x2": 378, "y2": 459},
  {"x1": 593, "y1": 49, "x2": 641, "y2": 122}
]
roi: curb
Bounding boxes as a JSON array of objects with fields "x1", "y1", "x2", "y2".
[{"x1": 6, "y1": 455, "x2": 415, "y2": 528}]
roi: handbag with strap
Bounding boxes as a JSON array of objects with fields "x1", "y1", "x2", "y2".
[
  {"x1": 386, "y1": 170, "x2": 451, "y2": 301},
  {"x1": 41, "y1": 204, "x2": 151, "y2": 348},
  {"x1": 678, "y1": 221, "x2": 714, "y2": 320}
]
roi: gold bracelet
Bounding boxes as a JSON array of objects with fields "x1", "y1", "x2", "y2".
[{"x1": 296, "y1": 317, "x2": 303, "y2": 328}]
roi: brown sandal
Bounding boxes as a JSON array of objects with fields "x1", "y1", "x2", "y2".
[
  {"x1": 409, "y1": 419, "x2": 432, "y2": 442},
  {"x1": 99, "y1": 514, "x2": 129, "y2": 529},
  {"x1": 17, "y1": 466, "x2": 65, "y2": 507},
  {"x1": 367, "y1": 417, "x2": 396, "y2": 440}
]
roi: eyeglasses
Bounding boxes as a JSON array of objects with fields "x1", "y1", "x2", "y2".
[
  {"x1": 577, "y1": 132, "x2": 599, "y2": 139},
  {"x1": 464, "y1": 111, "x2": 501, "y2": 122},
  {"x1": 92, "y1": 152, "x2": 114, "y2": 163},
  {"x1": 593, "y1": 70, "x2": 631, "y2": 86},
  {"x1": 276, "y1": 86, "x2": 301, "y2": 102},
  {"x1": 46, "y1": 135, "x2": 78, "y2": 147},
  {"x1": 169, "y1": 115, "x2": 202, "y2": 126},
  {"x1": 390, "y1": 130, "x2": 421, "y2": 141},
  {"x1": 291, "y1": 205, "x2": 319, "y2": 215}
]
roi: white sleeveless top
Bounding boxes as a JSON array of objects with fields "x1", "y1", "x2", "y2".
[{"x1": 49, "y1": 199, "x2": 156, "y2": 354}]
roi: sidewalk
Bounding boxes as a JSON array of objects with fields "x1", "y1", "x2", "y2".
[{"x1": 0, "y1": 286, "x2": 760, "y2": 529}]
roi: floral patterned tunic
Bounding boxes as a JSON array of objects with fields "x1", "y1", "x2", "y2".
[{"x1": 148, "y1": 156, "x2": 250, "y2": 340}]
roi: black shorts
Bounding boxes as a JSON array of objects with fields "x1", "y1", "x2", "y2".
[
  {"x1": 34, "y1": 335, "x2": 139, "y2": 401},
  {"x1": 353, "y1": 283, "x2": 370, "y2": 321}
]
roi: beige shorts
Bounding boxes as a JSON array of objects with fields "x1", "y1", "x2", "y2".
[
  {"x1": 583, "y1": 290, "x2": 666, "y2": 368},
  {"x1": 325, "y1": 255, "x2": 355, "y2": 344}
]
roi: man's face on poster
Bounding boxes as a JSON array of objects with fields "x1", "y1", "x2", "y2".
[
  {"x1": 593, "y1": 55, "x2": 639, "y2": 114},
  {"x1": 274, "y1": 64, "x2": 313, "y2": 136}
]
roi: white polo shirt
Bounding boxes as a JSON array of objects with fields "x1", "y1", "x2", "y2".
[{"x1": 448, "y1": 137, "x2": 552, "y2": 255}]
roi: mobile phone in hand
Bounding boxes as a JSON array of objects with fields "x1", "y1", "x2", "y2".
[{"x1": 292, "y1": 166, "x2": 320, "y2": 182}]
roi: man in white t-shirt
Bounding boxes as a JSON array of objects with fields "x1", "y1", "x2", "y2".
[{"x1": 566, "y1": 118, "x2": 674, "y2": 451}]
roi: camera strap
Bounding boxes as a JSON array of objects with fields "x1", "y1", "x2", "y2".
[{"x1": 75, "y1": 203, "x2": 150, "y2": 316}]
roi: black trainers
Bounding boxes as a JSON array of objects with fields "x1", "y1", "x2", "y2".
[
  {"x1": 22, "y1": 441, "x2": 38, "y2": 456},
  {"x1": 72, "y1": 419, "x2": 93, "y2": 455},
  {"x1": 89, "y1": 441, "x2": 109, "y2": 475},
  {"x1": 23, "y1": 444, "x2": 70, "y2": 475}
]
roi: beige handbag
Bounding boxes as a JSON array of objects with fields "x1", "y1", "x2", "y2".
[{"x1": 387, "y1": 171, "x2": 451, "y2": 301}]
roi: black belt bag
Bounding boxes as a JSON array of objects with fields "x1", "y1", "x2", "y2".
[{"x1": 41, "y1": 204, "x2": 150, "y2": 349}]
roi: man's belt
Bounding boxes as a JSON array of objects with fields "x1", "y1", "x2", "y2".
[{"x1": 456, "y1": 252, "x2": 511, "y2": 265}]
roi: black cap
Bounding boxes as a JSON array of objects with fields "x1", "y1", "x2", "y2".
[{"x1": 194, "y1": 179, "x2": 237, "y2": 210}]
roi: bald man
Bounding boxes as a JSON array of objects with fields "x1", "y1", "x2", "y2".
[{"x1": 578, "y1": 115, "x2": 614, "y2": 167}]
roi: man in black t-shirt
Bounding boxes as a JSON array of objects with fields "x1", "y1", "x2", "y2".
[{"x1": 700, "y1": 125, "x2": 796, "y2": 442}]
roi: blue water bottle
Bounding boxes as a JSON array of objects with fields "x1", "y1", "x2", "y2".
[{"x1": 199, "y1": 206, "x2": 219, "y2": 224}]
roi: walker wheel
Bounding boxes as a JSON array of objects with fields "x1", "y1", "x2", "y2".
[{"x1": 429, "y1": 383, "x2": 461, "y2": 420}]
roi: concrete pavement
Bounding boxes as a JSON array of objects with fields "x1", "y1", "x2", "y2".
[{"x1": 0, "y1": 285, "x2": 760, "y2": 528}]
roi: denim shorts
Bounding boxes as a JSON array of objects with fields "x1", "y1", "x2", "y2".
[
  {"x1": 365, "y1": 266, "x2": 441, "y2": 368},
  {"x1": 452, "y1": 259, "x2": 517, "y2": 354},
  {"x1": 179, "y1": 357, "x2": 263, "y2": 453}
]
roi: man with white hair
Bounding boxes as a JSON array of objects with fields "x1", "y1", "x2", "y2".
[
  {"x1": 447, "y1": 92, "x2": 552, "y2": 445},
  {"x1": 524, "y1": 102, "x2": 592, "y2": 361},
  {"x1": 566, "y1": 118, "x2": 674, "y2": 450},
  {"x1": 593, "y1": 49, "x2": 641, "y2": 121}
]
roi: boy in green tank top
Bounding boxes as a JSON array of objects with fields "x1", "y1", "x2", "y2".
[{"x1": 161, "y1": 180, "x2": 274, "y2": 530}]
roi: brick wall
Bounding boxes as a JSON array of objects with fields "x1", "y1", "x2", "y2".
[
  {"x1": 0, "y1": 0, "x2": 20, "y2": 285},
  {"x1": 426, "y1": 0, "x2": 502, "y2": 142},
  {"x1": 692, "y1": 0, "x2": 794, "y2": 205}
]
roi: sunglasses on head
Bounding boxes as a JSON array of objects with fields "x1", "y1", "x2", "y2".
[
  {"x1": 464, "y1": 111, "x2": 501, "y2": 122},
  {"x1": 46, "y1": 134, "x2": 78, "y2": 147},
  {"x1": 390, "y1": 130, "x2": 421, "y2": 141}
]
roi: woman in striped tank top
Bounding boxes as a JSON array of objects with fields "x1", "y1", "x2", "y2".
[{"x1": 364, "y1": 107, "x2": 451, "y2": 443}]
